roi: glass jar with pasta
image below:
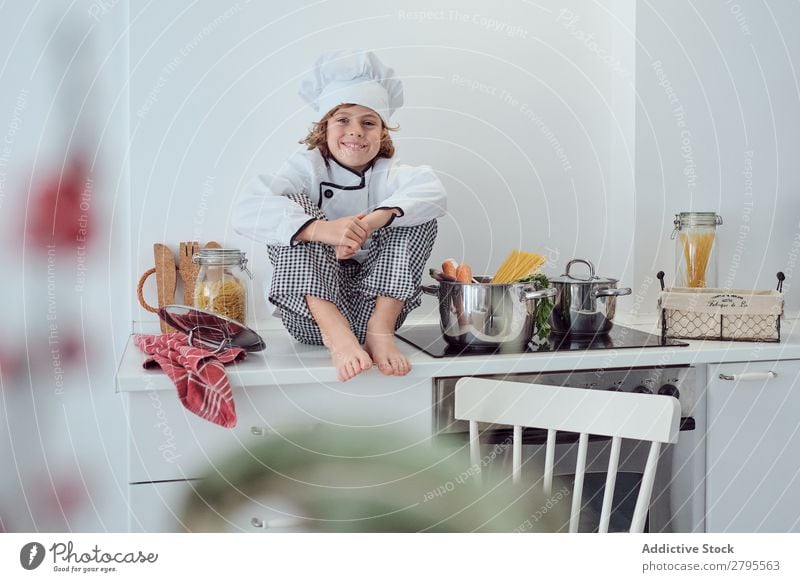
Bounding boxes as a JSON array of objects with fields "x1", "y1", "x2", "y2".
[
  {"x1": 671, "y1": 212, "x2": 723, "y2": 288},
  {"x1": 193, "y1": 248, "x2": 251, "y2": 324}
]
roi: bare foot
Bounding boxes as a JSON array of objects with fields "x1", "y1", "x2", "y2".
[
  {"x1": 323, "y1": 333, "x2": 373, "y2": 382},
  {"x1": 365, "y1": 329, "x2": 411, "y2": 376},
  {"x1": 305, "y1": 296, "x2": 373, "y2": 382}
]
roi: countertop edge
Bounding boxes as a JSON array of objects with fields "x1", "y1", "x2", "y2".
[{"x1": 117, "y1": 319, "x2": 800, "y2": 392}]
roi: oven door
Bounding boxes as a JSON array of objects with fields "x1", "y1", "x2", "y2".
[{"x1": 432, "y1": 367, "x2": 705, "y2": 533}]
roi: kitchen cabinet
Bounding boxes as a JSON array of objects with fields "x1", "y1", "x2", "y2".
[
  {"x1": 117, "y1": 320, "x2": 800, "y2": 532},
  {"x1": 123, "y1": 370, "x2": 432, "y2": 531},
  {"x1": 706, "y1": 360, "x2": 800, "y2": 532}
]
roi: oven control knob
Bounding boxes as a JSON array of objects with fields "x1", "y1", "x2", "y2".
[
  {"x1": 658, "y1": 384, "x2": 680, "y2": 399},
  {"x1": 633, "y1": 385, "x2": 652, "y2": 394}
]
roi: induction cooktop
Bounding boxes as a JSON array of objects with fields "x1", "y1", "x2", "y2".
[{"x1": 395, "y1": 324, "x2": 689, "y2": 358}]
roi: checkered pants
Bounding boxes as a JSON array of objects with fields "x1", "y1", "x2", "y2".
[{"x1": 267, "y1": 193, "x2": 438, "y2": 345}]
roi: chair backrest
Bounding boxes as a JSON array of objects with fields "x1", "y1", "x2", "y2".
[{"x1": 454, "y1": 377, "x2": 681, "y2": 533}]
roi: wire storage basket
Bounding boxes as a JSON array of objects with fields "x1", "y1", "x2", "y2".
[{"x1": 656, "y1": 271, "x2": 785, "y2": 342}]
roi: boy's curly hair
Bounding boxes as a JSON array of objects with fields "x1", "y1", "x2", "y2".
[{"x1": 300, "y1": 103, "x2": 398, "y2": 160}]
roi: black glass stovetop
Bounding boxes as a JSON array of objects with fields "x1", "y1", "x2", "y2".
[{"x1": 395, "y1": 324, "x2": 688, "y2": 358}]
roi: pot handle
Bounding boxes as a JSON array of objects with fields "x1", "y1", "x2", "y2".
[
  {"x1": 564, "y1": 258, "x2": 596, "y2": 281},
  {"x1": 594, "y1": 287, "x2": 632, "y2": 298},
  {"x1": 522, "y1": 286, "x2": 557, "y2": 301},
  {"x1": 420, "y1": 284, "x2": 440, "y2": 296}
]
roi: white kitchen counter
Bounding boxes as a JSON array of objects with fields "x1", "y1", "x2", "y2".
[
  {"x1": 118, "y1": 315, "x2": 800, "y2": 533},
  {"x1": 116, "y1": 316, "x2": 800, "y2": 392}
]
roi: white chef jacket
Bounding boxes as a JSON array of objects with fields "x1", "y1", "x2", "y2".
[
  {"x1": 232, "y1": 148, "x2": 447, "y2": 315},
  {"x1": 233, "y1": 148, "x2": 447, "y2": 258}
]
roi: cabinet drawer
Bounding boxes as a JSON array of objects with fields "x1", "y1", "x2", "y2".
[
  {"x1": 126, "y1": 385, "x2": 320, "y2": 483},
  {"x1": 129, "y1": 479, "x2": 311, "y2": 533},
  {"x1": 126, "y1": 378, "x2": 431, "y2": 483}
]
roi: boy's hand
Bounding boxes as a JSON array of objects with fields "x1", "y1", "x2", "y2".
[
  {"x1": 361, "y1": 208, "x2": 400, "y2": 239},
  {"x1": 297, "y1": 215, "x2": 368, "y2": 250},
  {"x1": 335, "y1": 245, "x2": 357, "y2": 260}
]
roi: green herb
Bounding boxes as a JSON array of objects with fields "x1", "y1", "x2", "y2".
[{"x1": 517, "y1": 273, "x2": 554, "y2": 341}]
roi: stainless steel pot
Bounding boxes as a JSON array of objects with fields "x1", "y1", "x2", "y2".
[
  {"x1": 549, "y1": 259, "x2": 632, "y2": 336},
  {"x1": 421, "y1": 276, "x2": 557, "y2": 349}
]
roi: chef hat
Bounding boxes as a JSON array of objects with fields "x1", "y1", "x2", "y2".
[{"x1": 298, "y1": 50, "x2": 404, "y2": 122}]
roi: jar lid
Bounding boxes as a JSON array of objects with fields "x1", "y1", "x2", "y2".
[
  {"x1": 673, "y1": 212, "x2": 723, "y2": 228},
  {"x1": 193, "y1": 248, "x2": 246, "y2": 264},
  {"x1": 193, "y1": 248, "x2": 252, "y2": 278},
  {"x1": 158, "y1": 305, "x2": 266, "y2": 353}
]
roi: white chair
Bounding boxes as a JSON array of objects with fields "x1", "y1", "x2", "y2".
[{"x1": 455, "y1": 377, "x2": 680, "y2": 533}]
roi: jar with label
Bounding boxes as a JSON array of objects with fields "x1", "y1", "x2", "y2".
[
  {"x1": 671, "y1": 212, "x2": 723, "y2": 288},
  {"x1": 193, "y1": 249, "x2": 252, "y2": 324}
]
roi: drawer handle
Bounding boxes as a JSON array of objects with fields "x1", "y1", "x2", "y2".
[
  {"x1": 251, "y1": 424, "x2": 321, "y2": 436},
  {"x1": 719, "y1": 371, "x2": 777, "y2": 382},
  {"x1": 251, "y1": 516, "x2": 304, "y2": 530}
]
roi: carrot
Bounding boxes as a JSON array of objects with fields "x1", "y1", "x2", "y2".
[
  {"x1": 455, "y1": 263, "x2": 472, "y2": 283},
  {"x1": 441, "y1": 259, "x2": 458, "y2": 279}
]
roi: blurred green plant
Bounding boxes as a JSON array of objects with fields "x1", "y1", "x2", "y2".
[{"x1": 180, "y1": 425, "x2": 568, "y2": 533}]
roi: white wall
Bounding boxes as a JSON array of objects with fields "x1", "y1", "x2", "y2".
[
  {"x1": 129, "y1": 0, "x2": 637, "y2": 324},
  {"x1": 635, "y1": 0, "x2": 800, "y2": 316}
]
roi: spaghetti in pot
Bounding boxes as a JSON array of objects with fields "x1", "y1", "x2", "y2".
[{"x1": 492, "y1": 250, "x2": 547, "y2": 284}]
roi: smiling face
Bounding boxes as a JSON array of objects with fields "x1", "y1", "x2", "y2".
[{"x1": 325, "y1": 104, "x2": 383, "y2": 173}]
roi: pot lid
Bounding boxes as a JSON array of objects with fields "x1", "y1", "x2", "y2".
[
  {"x1": 550, "y1": 259, "x2": 619, "y2": 285},
  {"x1": 158, "y1": 305, "x2": 266, "y2": 353}
]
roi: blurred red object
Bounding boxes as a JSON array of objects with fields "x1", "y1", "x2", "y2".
[
  {"x1": 27, "y1": 154, "x2": 91, "y2": 249},
  {"x1": 0, "y1": 347, "x2": 23, "y2": 381},
  {"x1": 36, "y1": 472, "x2": 87, "y2": 523}
]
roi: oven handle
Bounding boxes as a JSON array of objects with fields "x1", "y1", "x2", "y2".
[{"x1": 718, "y1": 371, "x2": 777, "y2": 382}]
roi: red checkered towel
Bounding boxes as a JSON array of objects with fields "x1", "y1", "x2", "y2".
[{"x1": 134, "y1": 333, "x2": 246, "y2": 428}]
